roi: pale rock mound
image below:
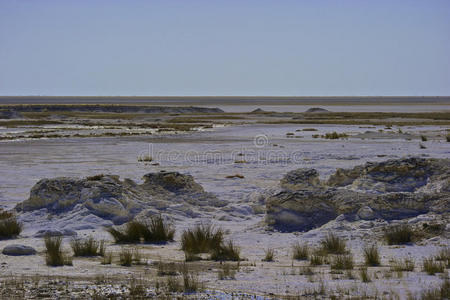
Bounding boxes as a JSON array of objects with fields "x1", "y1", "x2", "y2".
[
  {"x1": 266, "y1": 157, "x2": 450, "y2": 231},
  {"x1": 16, "y1": 171, "x2": 221, "y2": 231}
]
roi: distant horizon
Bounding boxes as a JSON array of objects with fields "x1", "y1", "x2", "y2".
[{"x1": 1, "y1": 1, "x2": 450, "y2": 96}]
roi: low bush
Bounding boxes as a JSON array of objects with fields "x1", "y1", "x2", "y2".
[
  {"x1": 71, "y1": 236, "x2": 105, "y2": 257},
  {"x1": 435, "y1": 247, "x2": 450, "y2": 268},
  {"x1": 44, "y1": 236, "x2": 72, "y2": 266},
  {"x1": 107, "y1": 221, "x2": 145, "y2": 244},
  {"x1": 292, "y1": 242, "x2": 309, "y2": 260},
  {"x1": 101, "y1": 252, "x2": 113, "y2": 265},
  {"x1": 0, "y1": 210, "x2": 22, "y2": 239},
  {"x1": 363, "y1": 244, "x2": 380, "y2": 266},
  {"x1": 384, "y1": 224, "x2": 414, "y2": 245}
]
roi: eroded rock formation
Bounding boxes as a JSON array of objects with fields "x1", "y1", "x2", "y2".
[{"x1": 266, "y1": 157, "x2": 450, "y2": 232}]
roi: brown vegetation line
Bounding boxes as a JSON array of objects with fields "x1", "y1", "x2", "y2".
[{"x1": 1, "y1": 96, "x2": 450, "y2": 105}]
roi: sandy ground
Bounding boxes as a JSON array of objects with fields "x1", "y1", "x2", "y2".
[{"x1": 0, "y1": 122, "x2": 449, "y2": 298}]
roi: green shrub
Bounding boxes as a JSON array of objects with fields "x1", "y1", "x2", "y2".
[
  {"x1": 44, "y1": 236, "x2": 72, "y2": 266},
  {"x1": 384, "y1": 224, "x2": 414, "y2": 245},
  {"x1": 292, "y1": 242, "x2": 309, "y2": 260},
  {"x1": 0, "y1": 210, "x2": 22, "y2": 239},
  {"x1": 422, "y1": 258, "x2": 445, "y2": 275},
  {"x1": 363, "y1": 244, "x2": 380, "y2": 266},
  {"x1": 210, "y1": 240, "x2": 240, "y2": 261},
  {"x1": 331, "y1": 254, "x2": 354, "y2": 270},
  {"x1": 181, "y1": 224, "x2": 223, "y2": 254},
  {"x1": 321, "y1": 233, "x2": 346, "y2": 254},
  {"x1": 71, "y1": 236, "x2": 105, "y2": 257},
  {"x1": 263, "y1": 248, "x2": 275, "y2": 262}
]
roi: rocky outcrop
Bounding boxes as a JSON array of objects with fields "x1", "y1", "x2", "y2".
[
  {"x1": 2, "y1": 245, "x2": 37, "y2": 256},
  {"x1": 16, "y1": 171, "x2": 221, "y2": 229},
  {"x1": 266, "y1": 157, "x2": 450, "y2": 232}
]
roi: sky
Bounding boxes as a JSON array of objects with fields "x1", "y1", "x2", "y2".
[{"x1": 0, "y1": 0, "x2": 449, "y2": 96}]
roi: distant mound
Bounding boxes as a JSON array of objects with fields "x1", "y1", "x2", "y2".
[
  {"x1": 305, "y1": 107, "x2": 329, "y2": 113},
  {"x1": 16, "y1": 171, "x2": 223, "y2": 231},
  {"x1": 250, "y1": 108, "x2": 266, "y2": 114}
]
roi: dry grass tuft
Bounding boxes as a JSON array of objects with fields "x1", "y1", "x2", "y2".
[
  {"x1": 44, "y1": 236, "x2": 72, "y2": 266},
  {"x1": 71, "y1": 236, "x2": 105, "y2": 257},
  {"x1": 321, "y1": 233, "x2": 347, "y2": 254},
  {"x1": 0, "y1": 210, "x2": 22, "y2": 239},
  {"x1": 292, "y1": 242, "x2": 309, "y2": 260},
  {"x1": 363, "y1": 244, "x2": 380, "y2": 266},
  {"x1": 384, "y1": 224, "x2": 414, "y2": 245},
  {"x1": 181, "y1": 224, "x2": 223, "y2": 254}
]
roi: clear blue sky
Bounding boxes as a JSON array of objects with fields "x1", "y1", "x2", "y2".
[{"x1": 1, "y1": 0, "x2": 449, "y2": 96}]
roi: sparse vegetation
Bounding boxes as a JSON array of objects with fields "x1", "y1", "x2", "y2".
[
  {"x1": 421, "y1": 135, "x2": 428, "y2": 141},
  {"x1": 70, "y1": 236, "x2": 105, "y2": 257},
  {"x1": 390, "y1": 257, "x2": 415, "y2": 272},
  {"x1": 310, "y1": 254, "x2": 325, "y2": 266},
  {"x1": 363, "y1": 244, "x2": 380, "y2": 266},
  {"x1": 44, "y1": 236, "x2": 72, "y2": 267},
  {"x1": 263, "y1": 248, "x2": 275, "y2": 262},
  {"x1": 322, "y1": 132, "x2": 348, "y2": 139},
  {"x1": 101, "y1": 252, "x2": 113, "y2": 265},
  {"x1": 157, "y1": 261, "x2": 178, "y2": 276},
  {"x1": 107, "y1": 221, "x2": 144, "y2": 244},
  {"x1": 292, "y1": 242, "x2": 309, "y2": 260},
  {"x1": 218, "y1": 263, "x2": 236, "y2": 280},
  {"x1": 446, "y1": 134, "x2": 450, "y2": 142},
  {"x1": 138, "y1": 154, "x2": 153, "y2": 162},
  {"x1": 384, "y1": 224, "x2": 414, "y2": 245},
  {"x1": 422, "y1": 258, "x2": 445, "y2": 275},
  {"x1": 435, "y1": 247, "x2": 450, "y2": 268},
  {"x1": 331, "y1": 254, "x2": 354, "y2": 270},
  {"x1": 0, "y1": 210, "x2": 22, "y2": 239},
  {"x1": 419, "y1": 279, "x2": 450, "y2": 300},
  {"x1": 321, "y1": 233, "x2": 347, "y2": 254}
]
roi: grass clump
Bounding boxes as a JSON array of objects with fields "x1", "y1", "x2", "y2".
[
  {"x1": 330, "y1": 254, "x2": 354, "y2": 270},
  {"x1": 446, "y1": 134, "x2": 450, "y2": 142},
  {"x1": 363, "y1": 244, "x2": 380, "y2": 266},
  {"x1": 310, "y1": 254, "x2": 325, "y2": 266},
  {"x1": 181, "y1": 264, "x2": 201, "y2": 293},
  {"x1": 262, "y1": 248, "x2": 275, "y2": 262},
  {"x1": 384, "y1": 224, "x2": 414, "y2": 245},
  {"x1": 292, "y1": 242, "x2": 309, "y2": 260},
  {"x1": 422, "y1": 258, "x2": 445, "y2": 275},
  {"x1": 210, "y1": 240, "x2": 240, "y2": 261},
  {"x1": 181, "y1": 224, "x2": 223, "y2": 254},
  {"x1": 70, "y1": 236, "x2": 105, "y2": 257},
  {"x1": 44, "y1": 236, "x2": 72, "y2": 267},
  {"x1": 421, "y1": 135, "x2": 428, "y2": 141},
  {"x1": 119, "y1": 248, "x2": 133, "y2": 266},
  {"x1": 359, "y1": 268, "x2": 371, "y2": 282},
  {"x1": 435, "y1": 247, "x2": 450, "y2": 268},
  {"x1": 0, "y1": 210, "x2": 22, "y2": 239},
  {"x1": 420, "y1": 279, "x2": 449, "y2": 300},
  {"x1": 140, "y1": 215, "x2": 175, "y2": 244},
  {"x1": 107, "y1": 216, "x2": 174, "y2": 244},
  {"x1": 157, "y1": 261, "x2": 178, "y2": 276},
  {"x1": 320, "y1": 233, "x2": 347, "y2": 254}
]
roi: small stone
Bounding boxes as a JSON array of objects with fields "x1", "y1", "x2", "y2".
[
  {"x1": 357, "y1": 206, "x2": 375, "y2": 220},
  {"x1": 2, "y1": 244, "x2": 37, "y2": 256}
]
